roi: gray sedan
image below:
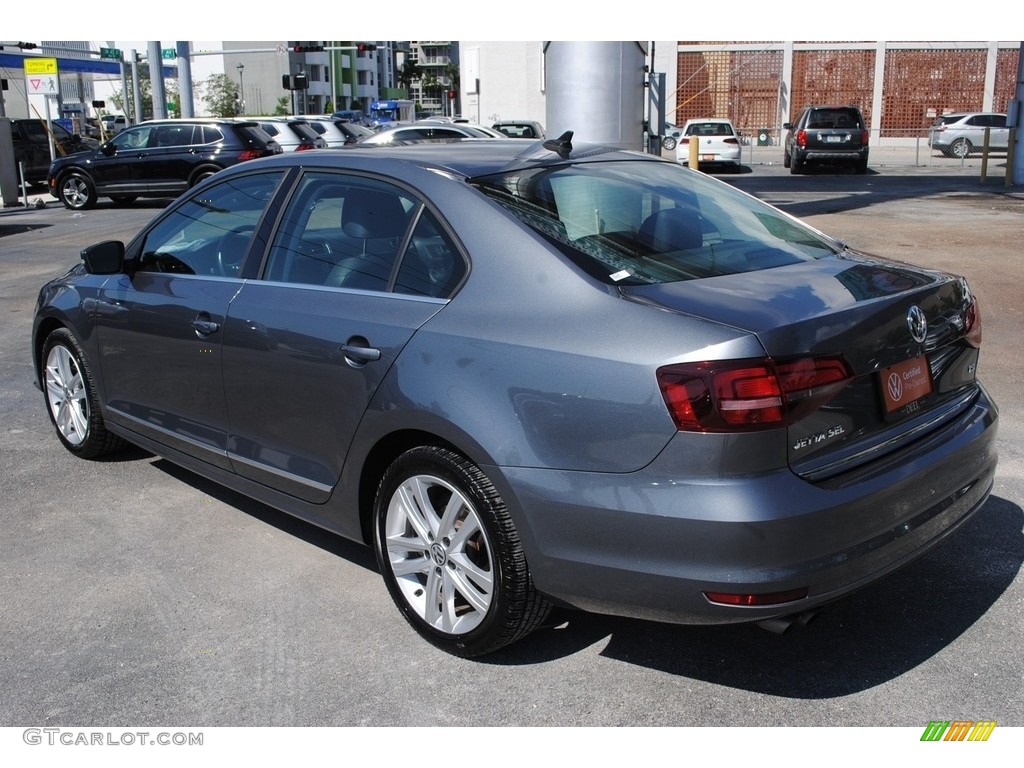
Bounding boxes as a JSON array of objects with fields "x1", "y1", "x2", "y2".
[{"x1": 32, "y1": 135, "x2": 998, "y2": 657}]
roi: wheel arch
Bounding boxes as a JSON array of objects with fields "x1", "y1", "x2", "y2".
[
  {"x1": 354, "y1": 428, "x2": 467, "y2": 546},
  {"x1": 188, "y1": 164, "x2": 224, "y2": 187}
]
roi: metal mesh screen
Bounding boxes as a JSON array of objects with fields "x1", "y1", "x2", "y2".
[
  {"x1": 790, "y1": 49, "x2": 875, "y2": 125},
  {"x1": 674, "y1": 46, "x2": 784, "y2": 135}
]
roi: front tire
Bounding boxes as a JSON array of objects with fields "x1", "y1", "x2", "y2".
[
  {"x1": 41, "y1": 328, "x2": 125, "y2": 458},
  {"x1": 57, "y1": 172, "x2": 97, "y2": 210},
  {"x1": 373, "y1": 446, "x2": 550, "y2": 657},
  {"x1": 661, "y1": 136, "x2": 677, "y2": 152}
]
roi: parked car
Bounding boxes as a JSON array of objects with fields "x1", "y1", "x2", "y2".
[
  {"x1": 9, "y1": 118, "x2": 99, "y2": 185},
  {"x1": 491, "y1": 120, "x2": 546, "y2": 139},
  {"x1": 291, "y1": 116, "x2": 359, "y2": 148},
  {"x1": 33, "y1": 136, "x2": 997, "y2": 657},
  {"x1": 356, "y1": 123, "x2": 497, "y2": 145},
  {"x1": 100, "y1": 115, "x2": 128, "y2": 135},
  {"x1": 674, "y1": 118, "x2": 742, "y2": 171},
  {"x1": 784, "y1": 105, "x2": 869, "y2": 174},
  {"x1": 47, "y1": 118, "x2": 282, "y2": 210},
  {"x1": 254, "y1": 118, "x2": 328, "y2": 152},
  {"x1": 928, "y1": 112, "x2": 1008, "y2": 158},
  {"x1": 661, "y1": 122, "x2": 681, "y2": 151}
]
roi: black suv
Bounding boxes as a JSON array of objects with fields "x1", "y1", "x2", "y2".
[
  {"x1": 783, "y1": 105, "x2": 869, "y2": 174},
  {"x1": 47, "y1": 118, "x2": 282, "y2": 210},
  {"x1": 10, "y1": 119, "x2": 99, "y2": 185}
]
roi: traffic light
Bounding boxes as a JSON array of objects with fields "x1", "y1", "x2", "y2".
[
  {"x1": 356, "y1": 44, "x2": 377, "y2": 53},
  {"x1": 282, "y1": 74, "x2": 291, "y2": 90},
  {"x1": 18, "y1": 42, "x2": 39, "y2": 50},
  {"x1": 293, "y1": 73, "x2": 308, "y2": 90},
  {"x1": 447, "y1": 90, "x2": 456, "y2": 99},
  {"x1": 293, "y1": 44, "x2": 324, "y2": 53}
]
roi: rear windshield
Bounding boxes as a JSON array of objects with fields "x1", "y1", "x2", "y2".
[
  {"x1": 684, "y1": 122, "x2": 735, "y2": 136},
  {"x1": 288, "y1": 122, "x2": 321, "y2": 141},
  {"x1": 806, "y1": 108, "x2": 863, "y2": 129},
  {"x1": 471, "y1": 159, "x2": 840, "y2": 285},
  {"x1": 236, "y1": 124, "x2": 274, "y2": 147}
]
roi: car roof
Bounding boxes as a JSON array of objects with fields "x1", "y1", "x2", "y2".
[{"x1": 228, "y1": 137, "x2": 655, "y2": 179}]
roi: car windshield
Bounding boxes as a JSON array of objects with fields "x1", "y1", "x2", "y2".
[{"x1": 471, "y1": 159, "x2": 841, "y2": 285}]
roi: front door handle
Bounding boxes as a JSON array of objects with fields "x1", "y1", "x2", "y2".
[
  {"x1": 340, "y1": 343, "x2": 381, "y2": 363},
  {"x1": 193, "y1": 318, "x2": 220, "y2": 335}
]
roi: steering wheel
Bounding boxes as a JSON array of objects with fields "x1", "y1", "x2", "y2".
[{"x1": 216, "y1": 225, "x2": 257, "y2": 276}]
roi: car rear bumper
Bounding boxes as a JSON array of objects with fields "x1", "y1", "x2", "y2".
[
  {"x1": 494, "y1": 386, "x2": 997, "y2": 625},
  {"x1": 800, "y1": 149, "x2": 868, "y2": 163}
]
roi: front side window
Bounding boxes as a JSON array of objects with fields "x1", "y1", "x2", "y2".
[
  {"x1": 472, "y1": 160, "x2": 840, "y2": 285},
  {"x1": 136, "y1": 171, "x2": 284, "y2": 276},
  {"x1": 112, "y1": 126, "x2": 153, "y2": 151}
]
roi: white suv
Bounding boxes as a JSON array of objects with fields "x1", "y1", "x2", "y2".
[{"x1": 929, "y1": 112, "x2": 1008, "y2": 158}]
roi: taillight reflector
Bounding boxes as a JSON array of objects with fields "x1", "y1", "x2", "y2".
[
  {"x1": 657, "y1": 356, "x2": 852, "y2": 432},
  {"x1": 796, "y1": 129, "x2": 807, "y2": 147},
  {"x1": 238, "y1": 149, "x2": 264, "y2": 161},
  {"x1": 705, "y1": 587, "x2": 809, "y2": 606}
]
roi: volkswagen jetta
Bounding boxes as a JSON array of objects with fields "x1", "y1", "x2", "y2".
[{"x1": 32, "y1": 134, "x2": 998, "y2": 656}]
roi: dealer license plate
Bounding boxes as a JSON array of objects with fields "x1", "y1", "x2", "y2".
[{"x1": 880, "y1": 354, "x2": 933, "y2": 414}]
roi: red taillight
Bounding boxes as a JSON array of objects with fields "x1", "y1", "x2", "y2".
[
  {"x1": 657, "y1": 356, "x2": 852, "y2": 432},
  {"x1": 238, "y1": 149, "x2": 264, "y2": 161},
  {"x1": 723, "y1": 137, "x2": 739, "y2": 145},
  {"x1": 704, "y1": 587, "x2": 809, "y2": 606},
  {"x1": 860, "y1": 129, "x2": 870, "y2": 145},
  {"x1": 679, "y1": 137, "x2": 690, "y2": 145},
  {"x1": 295, "y1": 142, "x2": 316, "y2": 152},
  {"x1": 964, "y1": 295, "x2": 982, "y2": 348},
  {"x1": 796, "y1": 129, "x2": 807, "y2": 147}
]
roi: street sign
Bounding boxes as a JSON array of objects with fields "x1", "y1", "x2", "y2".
[
  {"x1": 100, "y1": 47, "x2": 122, "y2": 60},
  {"x1": 161, "y1": 48, "x2": 175, "y2": 60},
  {"x1": 24, "y1": 57, "x2": 58, "y2": 75},
  {"x1": 26, "y1": 74, "x2": 59, "y2": 95}
]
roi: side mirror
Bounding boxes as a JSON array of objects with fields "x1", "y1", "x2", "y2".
[
  {"x1": 81, "y1": 240, "x2": 125, "y2": 275},
  {"x1": 783, "y1": 122, "x2": 794, "y2": 130},
  {"x1": 101, "y1": 142, "x2": 116, "y2": 156}
]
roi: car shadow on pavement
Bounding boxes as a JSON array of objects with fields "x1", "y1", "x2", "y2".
[
  {"x1": 150, "y1": 458, "x2": 379, "y2": 572},
  {"x1": 490, "y1": 495, "x2": 1022, "y2": 695}
]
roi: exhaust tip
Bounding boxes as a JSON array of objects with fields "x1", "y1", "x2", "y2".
[{"x1": 757, "y1": 610, "x2": 820, "y2": 635}]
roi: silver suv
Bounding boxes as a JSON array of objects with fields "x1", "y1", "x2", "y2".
[{"x1": 929, "y1": 112, "x2": 1008, "y2": 158}]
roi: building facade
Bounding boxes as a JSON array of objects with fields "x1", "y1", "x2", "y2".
[{"x1": 674, "y1": 41, "x2": 1021, "y2": 141}]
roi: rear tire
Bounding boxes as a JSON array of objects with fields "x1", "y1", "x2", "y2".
[
  {"x1": 949, "y1": 138, "x2": 971, "y2": 159},
  {"x1": 790, "y1": 154, "x2": 804, "y2": 174},
  {"x1": 373, "y1": 446, "x2": 550, "y2": 657}
]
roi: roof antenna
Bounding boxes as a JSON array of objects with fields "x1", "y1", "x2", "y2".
[{"x1": 543, "y1": 130, "x2": 573, "y2": 158}]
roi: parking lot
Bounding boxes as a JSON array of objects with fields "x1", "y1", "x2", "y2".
[{"x1": 1, "y1": 161, "x2": 1022, "y2": 734}]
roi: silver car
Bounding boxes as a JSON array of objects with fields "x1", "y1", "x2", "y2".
[
  {"x1": 33, "y1": 135, "x2": 998, "y2": 657},
  {"x1": 928, "y1": 112, "x2": 1008, "y2": 158}
]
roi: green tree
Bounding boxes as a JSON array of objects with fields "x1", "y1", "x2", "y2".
[
  {"x1": 201, "y1": 73, "x2": 241, "y2": 118},
  {"x1": 274, "y1": 96, "x2": 290, "y2": 116},
  {"x1": 397, "y1": 59, "x2": 421, "y2": 92}
]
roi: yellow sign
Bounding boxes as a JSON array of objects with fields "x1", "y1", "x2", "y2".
[{"x1": 24, "y1": 57, "x2": 58, "y2": 75}]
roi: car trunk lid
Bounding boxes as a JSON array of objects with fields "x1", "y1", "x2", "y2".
[{"x1": 623, "y1": 252, "x2": 982, "y2": 480}]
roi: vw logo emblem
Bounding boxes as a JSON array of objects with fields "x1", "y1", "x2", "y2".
[
  {"x1": 430, "y1": 543, "x2": 447, "y2": 566},
  {"x1": 887, "y1": 372, "x2": 903, "y2": 402},
  {"x1": 907, "y1": 305, "x2": 927, "y2": 344}
]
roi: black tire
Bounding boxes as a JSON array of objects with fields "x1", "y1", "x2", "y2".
[
  {"x1": 855, "y1": 158, "x2": 869, "y2": 174},
  {"x1": 189, "y1": 168, "x2": 219, "y2": 187},
  {"x1": 110, "y1": 195, "x2": 138, "y2": 204},
  {"x1": 949, "y1": 138, "x2": 971, "y2": 159},
  {"x1": 41, "y1": 328, "x2": 125, "y2": 458},
  {"x1": 790, "y1": 154, "x2": 804, "y2": 174},
  {"x1": 57, "y1": 172, "x2": 97, "y2": 210},
  {"x1": 373, "y1": 445, "x2": 550, "y2": 657},
  {"x1": 783, "y1": 150, "x2": 791, "y2": 169}
]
